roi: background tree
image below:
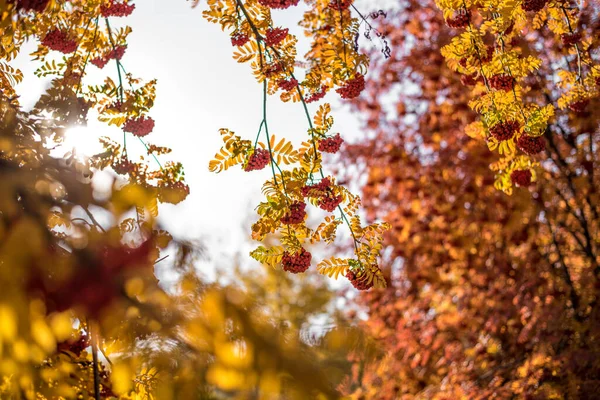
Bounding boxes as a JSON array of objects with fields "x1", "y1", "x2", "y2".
[{"x1": 341, "y1": 0, "x2": 599, "y2": 398}]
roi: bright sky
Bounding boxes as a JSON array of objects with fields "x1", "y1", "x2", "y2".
[{"x1": 14, "y1": 0, "x2": 370, "y2": 278}]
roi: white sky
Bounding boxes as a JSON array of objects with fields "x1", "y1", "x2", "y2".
[{"x1": 14, "y1": 0, "x2": 371, "y2": 276}]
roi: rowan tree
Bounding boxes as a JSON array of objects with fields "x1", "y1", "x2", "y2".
[{"x1": 340, "y1": 0, "x2": 599, "y2": 398}]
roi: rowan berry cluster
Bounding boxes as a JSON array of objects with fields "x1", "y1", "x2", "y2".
[
  {"x1": 41, "y1": 29, "x2": 77, "y2": 54},
  {"x1": 90, "y1": 45, "x2": 127, "y2": 69},
  {"x1": 100, "y1": 0, "x2": 136, "y2": 17},
  {"x1": 231, "y1": 32, "x2": 250, "y2": 47},
  {"x1": 336, "y1": 74, "x2": 365, "y2": 99},
  {"x1": 318, "y1": 133, "x2": 343, "y2": 153},
  {"x1": 265, "y1": 27, "x2": 288, "y2": 47},
  {"x1": 346, "y1": 269, "x2": 373, "y2": 290},
  {"x1": 568, "y1": 99, "x2": 589, "y2": 113},
  {"x1": 517, "y1": 135, "x2": 545, "y2": 155},
  {"x1": 561, "y1": 32, "x2": 582, "y2": 46},
  {"x1": 278, "y1": 78, "x2": 298, "y2": 91},
  {"x1": 446, "y1": 11, "x2": 470, "y2": 28},
  {"x1": 13, "y1": 0, "x2": 49, "y2": 12},
  {"x1": 257, "y1": 0, "x2": 299, "y2": 9},
  {"x1": 460, "y1": 74, "x2": 479, "y2": 86},
  {"x1": 328, "y1": 0, "x2": 353, "y2": 11},
  {"x1": 306, "y1": 85, "x2": 328, "y2": 103},
  {"x1": 264, "y1": 63, "x2": 283, "y2": 77},
  {"x1": 112, "y1": 156, "x2": 134, "y2": 175},
  {"x1": 281, "y1": 201, "x2": 307, "y2": 225},
  {"x1": 489, "y1": 120, "x2": 519, "y2": 141},
  {"x1": 510, "y1": 169, "x2": 532, "y2": 187},
  {"x1": 282, "y1": 248, "x2": 312, "y2": 273},
  {"x1": 244, "y1": 148, "x2": 270, "y2": 171},
  {"x1": 302, "y1": 178, "x2": 343, "y2": 212},
  {"x1": 489, "y1": 74, "x2": 514, "y2": 91},
  {"x1": 521, "y1": 0, "x2": 548, "y2": 12},
  {"x1": 122, "y1": 116, "x2": 155, "y2": 137}
]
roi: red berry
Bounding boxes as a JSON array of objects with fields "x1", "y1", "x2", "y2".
[
  {"x1": 301, "y1": 177, "x2": 332, "y2": 198},
  {"x1": 41, "y1": 29, "x2": 78, "y2": 54},
  {"x1": 461, "y1": 74, "x2": 478, "y2": 86},
  {"x1": 318, "y1": 133, "x2": 344, "y2": 153},
  {"x1": 90, "y1": 57, "x2": 109, "y2": 69},
  {"x1": 244, "y1": 148, "x2": 270, "y2": 172},
  {"x1": 257, "y1": 0, "x2": 299, "y2": 9},
  {"x1": 328, "y1": 0, "x2": 353, "y2": 11},
  {"x1": 13, "y1": 0, "x2": 49, "y2": 12},
  {"x1": 336, "y1": 74, "x2": 365, "y2": 99},
  {"x1": 346, "y1": 269, "x2": 373, "y2": 291},
  {"x1": 281, "y1": 201, "x2": 307, "y2": 225},
  {"x1": 446, "y1": 10, "x2": 470, "y2": 28},
  {"x1": 510, "y1": 169, "x2": 533, "y2": 187},
  {"x1": 306, "y1": 85, "x2": 328, "y2": 103},
  {"x1": 278, "y1": 78, "x2": 298, "y2": 92},
  {"x1": 265, "y1": 27, "x2": 288, "y2": 47},
  {"x1": 231, "y1": 32, "x2": 250, "y2": 47},
  {"x1": 521, "y1": 0, "x2": 548, "y2": 12},
  {"x1": 113, "y1": 155, "x2": 134, "y2": 175},
  {"x1": 489, "y1": 120, "x2": 519, "y2": 141},
  {"x1": 100, "y1": 0, "x2": 135, "y2": 17},
  {"x1": 489, "y1": 74, "x2": 514, "y2": 91},
  {"x1": 319, "y1": 193, "x2": 343, "y2": 212},
  {"x1": 561, "y1": 32, "x2": 582, "y2": 46},
  {"x1": 123, "y1": 116, "x2": 155, "y2": 137},
  {"x1": 568, "y1": 99, "x2": 589, "y2": 114},
  {"x1": 282, "y1": 248, "x2": 311, "y2": 273},
  {"x1": 264, "y1": 62, "x2": 284, "y2": 77},
  {"x1": 107, "y1": 45, "x2": 127, "y2": 61},
  {"x1": 517, "y1": 135, "x2": 545, "y2": 155}
]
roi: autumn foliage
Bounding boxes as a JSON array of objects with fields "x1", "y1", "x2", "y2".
[{"x1": 1, "y1": 0, "x2": 599, "y2": 398}]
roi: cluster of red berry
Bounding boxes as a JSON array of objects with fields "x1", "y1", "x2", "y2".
[
  {"x1": 516, "y1": 134, "x2": 545, "y2": 155},
  {"x1": 112, "y1": 155, "x2": 135, "y2": 175},
  {"x1": 28, "y1": 241, "x2": 153, "y2": 317},
  {"x1": 561, "y1": 32, "x2": 582, "y2": 46},
  {"x1": 90, "y1": 45, "x2": 127, "y2": 69},
  {"x1": 282, "y1": 248, "x2": 312, "y2": 273},
  {"x1": 328, "y1": 0, "x2": 353, "y2": 11},
  {"x1": 521, "y1": 0, "x2": 547, "y2": 12},
  {"x1": 460, "y1": 73, "x2": 480, "y2": 86},
  {"x1": 489, "y1": 120, "x2": 519, "y2": 141},
  {"x1": 301, "y1": 178, "x2": 343, "y2": 212},
  {"x1": 336, "y1": 74, "x2": 365, "y2": 99},
  {"x1": 346, "y1": 269, "x2": 373, "y2": 290},
  {"x1": 510, "y1": 169, "x2": 533, "y2": 187},
  {"x1": 257, "y1": 0, "x2": 299, "y2": 9},
  {"x1": 318, "y1": 133, "x2": 343, "y2": 153},
  {"x1": 41, "y1": 29, "x2": 78, "y2": 54},
  {"x1": 281, "y1": 201, "x2": 307, "y2": 225},
  {"x1": 306, "y1": 85, "x2": 328, "y2": 103},
  {"x1": 265, "y1": 27, "x2": 289, "y2": 47},
  {"x1": 231, "y1": 32, "x2": 250, "y2": 47},
  {"x1": 13, "y1": 0, "x2": 49, "y2": 11},
  {"x1": 264, "y1": 62, "x2": 284, "y2": 77},
  {"x1": 278, "y1": 78, "x2": 298, "y2": 92},
  {"x1": 446, "y1": 10, "x2": 470, "y2": 28},
  {"x1": 568, "y1": 99, "x2": 589, "y2": 114},
  {"x1": 489, "y1": 74, "x2": 514, "y2": 91},
  {"x1": 244, "y1": 148, "x2": 271, "y2": 171},
  {"x1": 100, "y1": 0, "x2": 136, "y2": 17},
  {"x1": 123, "y1": 116, "x2": 155, "y2": 137}
]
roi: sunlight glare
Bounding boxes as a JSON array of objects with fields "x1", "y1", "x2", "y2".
[{"x1": 62, "y1": 126, "x2": 103, "y2": 158}]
